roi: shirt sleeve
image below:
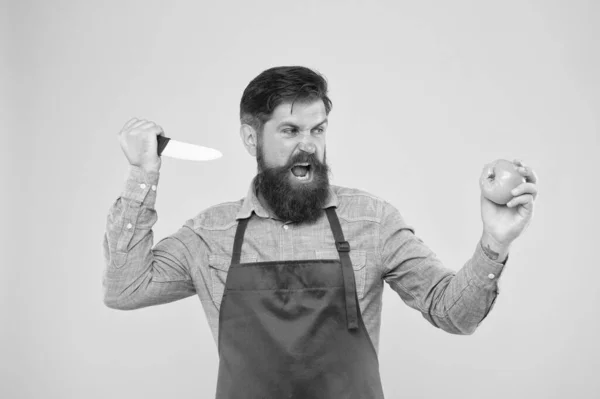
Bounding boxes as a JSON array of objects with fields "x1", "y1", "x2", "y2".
[
  {"x1": 379, "y1": 201, "x2": 506, "y2": 335},
  {"x1": 102, "y1": 165, "x2": 197, "y2": 310}
]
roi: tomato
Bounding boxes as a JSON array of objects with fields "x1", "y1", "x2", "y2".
[{"x1": 480, "y1": 159, "x2": 526, "y2": 205}]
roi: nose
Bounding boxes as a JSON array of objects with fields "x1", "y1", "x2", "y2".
[{"x1": 298, "y1": 141, "x2": 316, "y2": 154}]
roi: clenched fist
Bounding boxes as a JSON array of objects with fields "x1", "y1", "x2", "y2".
[{"x1": 118, "y1": 118, "x2": 165, "y2": 172}]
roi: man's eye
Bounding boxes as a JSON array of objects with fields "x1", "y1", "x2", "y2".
[
  {"x1": 314, "y1": 128, "x2": 325, "y2": 134},
  {"x1": 282, "y1": 129, "x2": 296, "y2": 135}
]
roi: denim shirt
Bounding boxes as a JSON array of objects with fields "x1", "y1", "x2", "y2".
[{"x1": 103, "y1": 166, "x2": 506, "y2": 354}]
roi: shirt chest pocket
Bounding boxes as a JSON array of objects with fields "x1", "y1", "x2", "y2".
[
  {"x1": 315, "y1": 250, "x2": 368, "y2": 299},
  {"x1": 208, "y1": 253, "x2": 258, "y2": 307}
]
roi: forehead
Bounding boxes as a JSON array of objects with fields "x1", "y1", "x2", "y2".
[{"x1": 266, "y1": 99, "x2": 327, "y2": 127}]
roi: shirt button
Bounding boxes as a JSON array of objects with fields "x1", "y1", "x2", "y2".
[
  {"x1": 488, "y1": 273, "x2": 495, "y2": 279},
  {"x1": 140, "y1": 183, "x2": 146, "y2": 189},
  {"x1": 151, "y1": 185, "x2": 157, "y2": 191},
  {"x1": 126, "y1": 223, "x2": 133, "y2": 229},
  {"x1": 283, "y1": 225, "x2": 289, "y2": 230}
]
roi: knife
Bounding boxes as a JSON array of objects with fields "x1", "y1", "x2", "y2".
[{"x1": 157, "y1": 135, "x2": 222, "y2": 161}]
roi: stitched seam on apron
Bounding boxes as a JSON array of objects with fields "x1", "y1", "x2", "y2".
[
  {"x1": 230, "y1": 261, "x2": 339, "y2": 267},
  {"x1": 224, "y1": 287, "x2": 344, "y2": 292}
]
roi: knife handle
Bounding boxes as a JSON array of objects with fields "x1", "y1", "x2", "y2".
[{"x1": 156, "y1": 135, "x2": 171, "y2": 156}]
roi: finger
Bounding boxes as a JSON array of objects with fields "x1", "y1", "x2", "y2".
[
  {"x1": 121, "y1": 117, "x2": 139, "y2": 132},
  {"x1": 510, "y1": 182, "x2": 538, "y2": 200},
  {"x1": 517, "y1": 164, "x2": 538, "y2": 184},
  {"x1": 146, "y1": 125, "x2": 164, "y2": 136},
  {"x1": 129, "y1": 119, "x2": 150, "y2": 130},
  {"x1": 507, "y1": 194, "x2": 534, "y2": 208},
  {"x1": 134, "y1": 121, "x2": 158, "y2": 131}
]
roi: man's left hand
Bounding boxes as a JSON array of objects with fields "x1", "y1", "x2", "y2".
[{"x1": 480, "y1": 159, "x2": 539, "y2": 246}]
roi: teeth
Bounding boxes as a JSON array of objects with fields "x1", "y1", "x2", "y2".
[{"x1": 293, "y1": 170, "x2": 311, "y2": 180}]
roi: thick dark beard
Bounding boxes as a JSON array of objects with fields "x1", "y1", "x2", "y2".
[{"x1": 255, "y1": 148, "x2": 330, "y2": 224}]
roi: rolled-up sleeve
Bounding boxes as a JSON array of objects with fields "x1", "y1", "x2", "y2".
[
  {"x1": 380, "y1": 202, "x2": 505, "y2": 335},
  {"x1": 102, "y1": 165, "x2": 197, "y2": 310}
]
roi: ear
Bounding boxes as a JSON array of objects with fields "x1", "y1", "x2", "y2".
[{"x1": 240, "y1": 124, "x2": 257, "y2": 157}]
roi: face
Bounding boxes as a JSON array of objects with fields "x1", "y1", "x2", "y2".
[
  {"x1": 259, "y1": 99, "x2": 328, "y2": 175},
  {"x1": 251, "y1": 99, "x2": 331, "y2": 223}
]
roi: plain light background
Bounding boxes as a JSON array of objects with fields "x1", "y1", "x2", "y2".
[{"x1": 3, "y1": 0, "x2": 599, "y2": 398}]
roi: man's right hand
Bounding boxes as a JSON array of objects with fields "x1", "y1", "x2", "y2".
[{"x1": 118, "y1": 118, "x2": 164, "y2": 172}]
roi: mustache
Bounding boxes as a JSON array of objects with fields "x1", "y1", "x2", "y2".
[
  {"x1": 255, "y1": 144, "x2": 329, "y2": 176},
  {"x1": 283, "y1": 152, "x2": 324, "y2": 169}
]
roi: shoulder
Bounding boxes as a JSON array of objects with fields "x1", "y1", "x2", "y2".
[
  {"x1": 331, "y1": 185, "x2": 390, "y2": 222},
  {"x1": 185, "y1": 198, "x2": 244, "y2": 232},
  {"x1": 331, "y1": 185, "x2": 413, "y2": 230}
]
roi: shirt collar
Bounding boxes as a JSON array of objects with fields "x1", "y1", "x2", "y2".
[{"x1": 236, "y1": 177, "x2": 339, "y2": 221}]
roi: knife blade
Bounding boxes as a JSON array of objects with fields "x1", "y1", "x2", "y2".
[{"x1": 157, "y1": 135, "x2": 222, "y2": 161}]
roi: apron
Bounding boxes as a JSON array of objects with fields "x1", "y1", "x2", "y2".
[{"x1": 215, "y1": 207, "x2": 385, "y2": 399}]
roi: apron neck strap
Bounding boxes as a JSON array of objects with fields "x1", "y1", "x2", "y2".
[
  {"x1": 325, "y1": 207, "x2": 351, "y2": 253},
  {"x1": 325, "y1": 207, "x2": 359, "y2": 330},
  {"x1": 231, "y1": 217, "x2": 250, "y2": 265}
]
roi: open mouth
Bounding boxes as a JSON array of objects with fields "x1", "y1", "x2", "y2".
[{"x1": 290, "y1": 163, "x2": 312, "y2": 181}]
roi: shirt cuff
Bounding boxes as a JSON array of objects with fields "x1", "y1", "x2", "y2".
[
  {"x1": 466, "y1": 242, "x2": 507, "y2": 288},
  {"x1": 120, "y1": 165, "x2": 160, "y2": 206}
]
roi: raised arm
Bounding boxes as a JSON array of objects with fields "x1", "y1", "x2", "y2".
[
  {"x1": 102, "y1": 118, "x2": 196, "y2": 310},
  {"x1": 381, "y1": 160, "x2": 537, "y2": 334},
  {"x1": 380, "y1": 202, "x2": 505, "y2": 335}
]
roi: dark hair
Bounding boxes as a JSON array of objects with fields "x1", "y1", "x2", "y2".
[{"x1": 240, "y1": 66, "x2": 333, "y2": 133}]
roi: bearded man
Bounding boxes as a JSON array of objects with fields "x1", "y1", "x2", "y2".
[{"x1": 103, "y1": 66, "x2": 538, "y2": 399}]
